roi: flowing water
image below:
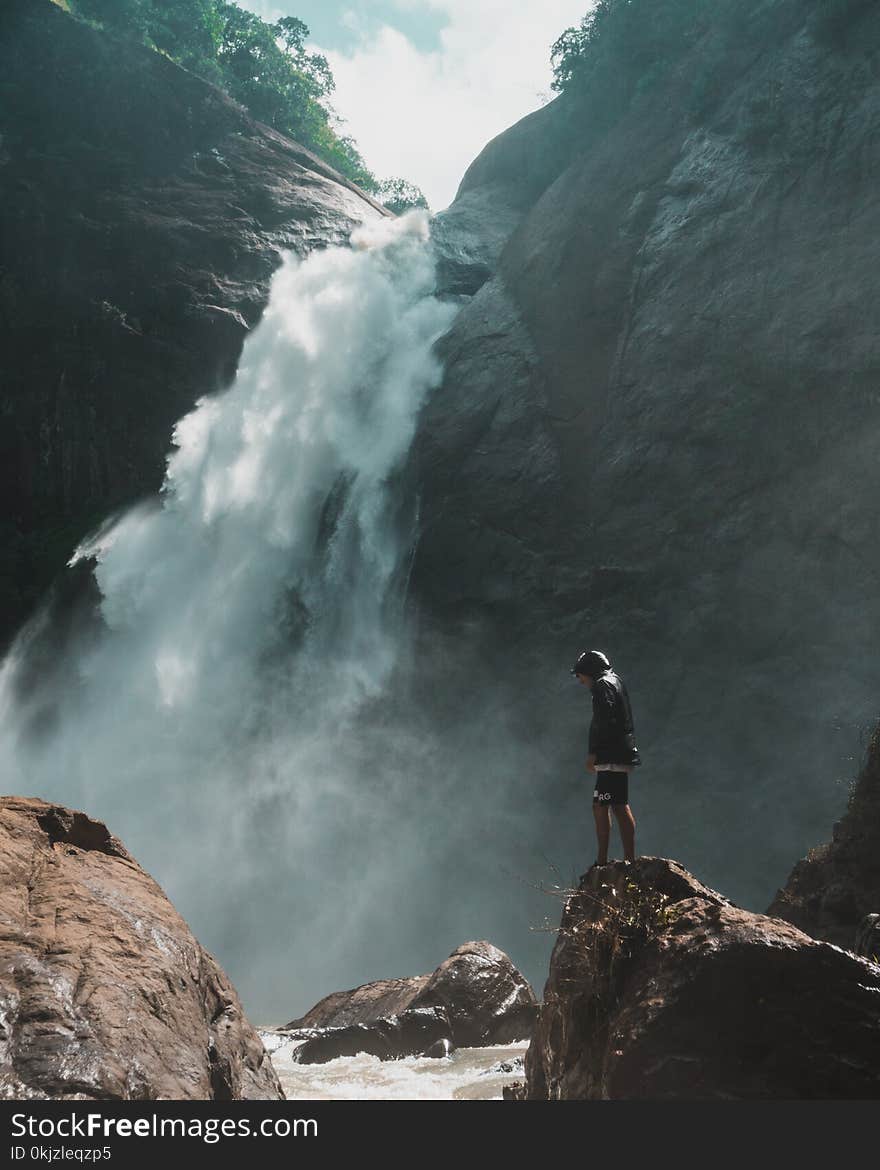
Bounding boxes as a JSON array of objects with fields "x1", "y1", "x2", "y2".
[
  {"x1": 0, "y1": 212, "x2": 463, "y2": 1019},
  {"x1": 260, "y1": 1031, "x2": 527, "y2": 1101}
]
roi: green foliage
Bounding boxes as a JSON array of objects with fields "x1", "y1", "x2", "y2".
[
  {"x1": 213, "y1": 5, "x2": 332, "y2": 136},
  {"x1": 550, "y1": 1, "x2": 818, "y2": 135},
  {"x1": 551, "y1": 0, "x2": 716, "y2": 128},
  {"x1": 377, "y1": 178, "x2": 430, "y2": 215},
  {"x1": 66, "y1": 1, "x2": 382, "y2": 190}
]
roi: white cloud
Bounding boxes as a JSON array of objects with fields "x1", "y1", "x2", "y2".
[
  {"x1": 240, "y1": 0, "x2": 286, "y2": 19},
  {"x1": 239, "y1": 0, "x2": 286, "y2": 20},
  {"x1": 316, "y1": 1, "x2": 590, "y2": 211}
]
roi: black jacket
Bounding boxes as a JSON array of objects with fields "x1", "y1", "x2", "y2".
[{"x1": 588, "y1": 670, "x2": 641, "y2": 767}]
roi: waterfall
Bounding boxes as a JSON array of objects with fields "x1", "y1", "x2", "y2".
[{"x1": 0, "y1": 212, "x2": 459, "y2": 1018}]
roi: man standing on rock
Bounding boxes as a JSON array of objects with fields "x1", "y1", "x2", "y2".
[{"x1": 572, "y1": 649, "x2": 641, "y2": 867}]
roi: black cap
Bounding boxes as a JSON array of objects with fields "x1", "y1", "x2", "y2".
[{"x1": 571, "y1": 649, "x2": 611, "y2": 678}]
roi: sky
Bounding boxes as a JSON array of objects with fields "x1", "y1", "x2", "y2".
[{"x1": 239, "y1": 0, "x2": 591, "y2": 211}]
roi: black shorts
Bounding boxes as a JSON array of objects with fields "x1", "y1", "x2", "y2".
[{"x1": 593, "y1": 770, "x2": 629, "y2": 807}]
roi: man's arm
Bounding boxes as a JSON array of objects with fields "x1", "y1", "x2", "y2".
[
  {"x1": 587, "y1": 693, "x2": 601, "y2": 771},
  {"x1": 589, "y1": 679, "x2": 620, "y2": 758}
]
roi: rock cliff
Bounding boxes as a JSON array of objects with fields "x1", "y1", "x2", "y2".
[
  {"x1": 0, "y1": 0, "x2": 385, "y2": 647},
  {"x1": 769, "y1": 717, "x2": 880, "y2": 948},
  {"x1": 412, "y1": 0, "x2": 880, "y2": 909},
  {"x1": 516, "y1": 857, "x2": 880, "y2": 1099},
  {"x1": 0, "y1": 796, "x2": 282, "y2": 1100}
]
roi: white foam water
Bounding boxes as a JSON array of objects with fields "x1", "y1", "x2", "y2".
[
  {"x1": 261, "y1": 1032, "x2": 528, "y2": 1101},
  {"x1": 0, "y1": 212, "x2": 459, "y2": 1016}
]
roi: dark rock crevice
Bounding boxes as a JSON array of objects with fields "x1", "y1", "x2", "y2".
[
  {"x1": 35, "y1": 805, "x2": 128, "y2": 859},
  {"x1": 769, "y1": 718, "x2": 880, "y2": 948}
]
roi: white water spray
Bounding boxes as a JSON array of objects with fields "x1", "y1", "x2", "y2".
[{"x1": 0, "y1": 213, "x2": 459, "y2": 1017}]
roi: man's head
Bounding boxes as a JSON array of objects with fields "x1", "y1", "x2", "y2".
[{"x1": 572, "y1": 649, "x2": 611, "y2": 688}]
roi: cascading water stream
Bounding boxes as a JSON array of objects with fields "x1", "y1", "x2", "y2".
[{"x1": 0, "y1": 212, "x2": 459, "y2": 1018}]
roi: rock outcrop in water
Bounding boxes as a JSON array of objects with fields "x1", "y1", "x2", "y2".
[
  {"x1": 0, "y1": 0, "x2": 385, "y2": 647},
  {"x1": 413, "y1": 0, "x2": 880, "y2": 913},
  {"x1": 0, "y1": 796, "x2": 282, "y2": 1100},
  {"x1": 280, "y1": 940, "x2": 537, "y2": 1061},
  {"x1": 512, "y1": 857, "x2": 880, "y2": 1100},
  {"x1": 283, "y1": 1007, "x2": 452, "y2": 1066},
  {"x1": 284, "y1": 975, "x2": 430, "y2": 1031},
  {"x1": 769, "y1": 719, "x2": 880, "y2": 950}
]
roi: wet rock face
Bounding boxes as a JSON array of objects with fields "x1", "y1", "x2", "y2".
[
  {"x1": 0, "y1": 797, "x2": 282, "y2": 1100},
  {"x1": 769, "y1": 722, "x2": 880, "y2": 949},
  {"x1": 430, "y1": 193, "x2": 523, "y2": 297},
  {"x1": 286, "y1": 1007, "x2": 452, "y2": 1065},
  {"x1": 283, "y1": 940, "x2": 537, "y2": 1051},
  {"x1": 284, "y1": 976, "x2": 430, "y2": 1031},
  {"x1": 1, "y1": 0, "x2": 385, "y2": 646},
  {"x1": 524, "y1": 857, "x2": 880, "y2": 1099},
  {"x1": 428, "y1": 90, "x2": 579, "y2": 295}
]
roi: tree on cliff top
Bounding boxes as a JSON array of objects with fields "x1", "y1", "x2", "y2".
[
  {"x1": 550, "y1": 0, "x2": 717, "y2": 119},
  {"x1": 66, "y1": 0, "x2": 385, "y2": 193},
  {"x1": 550, "y1": 0, "x2": 870, "y2": 129},
  {"x1": 376, "y1": 178, "x2": 430, "y2": 216}
]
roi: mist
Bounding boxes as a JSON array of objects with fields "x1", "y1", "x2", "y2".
[
  {"x1": 0, "y1": 205, "x2": 809, "y2": 1028},
  {"x1": 0, "y1": 212, "x2": 525, "y2": 1022}
]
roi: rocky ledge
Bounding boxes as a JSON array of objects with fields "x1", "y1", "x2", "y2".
[
  {"x1": 0, "y1": 796, "x2": 282, "y2": 1100},
  {"x1": 510, "y1": 857, "x2": 880, "y2": 1100},
  {"x1": 769, "y1": 721, "x2": 880, "y2": 952},
  {"x1": 272, "y1": 940, "x2": 537, "y2": 1064}
]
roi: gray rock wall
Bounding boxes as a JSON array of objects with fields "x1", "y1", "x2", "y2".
[{"x1": 412, "y1": 2, "x2": 880, "y2": 910}]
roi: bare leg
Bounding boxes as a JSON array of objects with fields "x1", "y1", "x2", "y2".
[
  {"x1": 613, "y1": 804, "x2": 636, "y2": 863},
  {"x1": 592, "y1": 804, "x2": 611, "y2": 865}
]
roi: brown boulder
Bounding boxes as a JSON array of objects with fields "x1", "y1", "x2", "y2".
[
  {"x1": 525, "y1": 857, "x2": 880, "y2": 1099},
  {"x1": 284, "y1": 940, "x2": 536, "y2": 1048},
  {"x1": 0, "y1": 796, "x2": 282, "y2": 1100}
]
